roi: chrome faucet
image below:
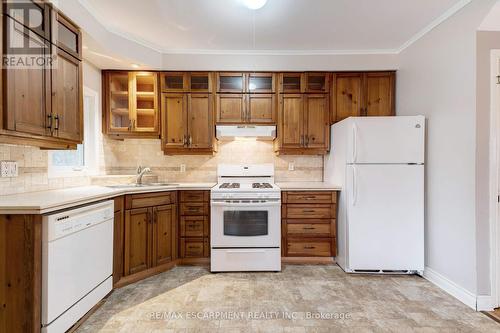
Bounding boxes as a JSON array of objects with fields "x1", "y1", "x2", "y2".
[{"x1": 136, "y1": 166, "x2": 151, "y2": 185}]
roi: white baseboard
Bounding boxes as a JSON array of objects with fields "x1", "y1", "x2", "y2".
[
  {"x1": 477, "y1": 295, "x2": 495, "y2": 311},
  {"x1": 423, "y1": 267, "x2": 476, "y2": 310}
]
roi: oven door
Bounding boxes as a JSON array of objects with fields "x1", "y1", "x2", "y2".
[{"x1": 211, "y1": 199, "x2": 281, "y2": 248}]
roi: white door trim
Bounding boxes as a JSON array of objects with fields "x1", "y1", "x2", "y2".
[{"x1": 489, "y1": 50, "x2": 500, "y2": 309}]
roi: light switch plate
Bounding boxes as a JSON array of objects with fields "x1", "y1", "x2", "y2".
[
  {"x1": 1, "y1": 161, "x2": 18, "y2": 177},
  {"x1": 288, "y1": 162, "x2": 295, "y2": 171},
  {"x1": 180, "y1": 164, "x2": 186, "y2": 173}
]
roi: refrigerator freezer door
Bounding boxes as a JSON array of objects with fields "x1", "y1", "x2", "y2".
[
  {"x1": 347, "y1": 116, "x2": 425, "y2": 164},
  {"x1": 346, "y1": 164, "x2": 424, "y2": 271}
]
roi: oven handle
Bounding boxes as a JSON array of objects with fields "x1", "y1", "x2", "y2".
[{"x1": 211, "y1": 200, "x2": 281, "y2": 207}]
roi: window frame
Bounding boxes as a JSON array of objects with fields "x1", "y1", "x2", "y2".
[{"x1": 48, "y1": 86, "x2": 100, "y2": 178}]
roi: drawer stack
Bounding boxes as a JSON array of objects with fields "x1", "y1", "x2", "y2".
[
  {"x1": 282, "y1": 191, "x2": 338, "y2": 257},
  {"x1": 179, "y1": 191, "x2": 210, "y2": 259}
]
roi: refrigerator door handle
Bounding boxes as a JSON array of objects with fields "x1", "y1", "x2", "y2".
[
  {"x1": 352, "y1": 124, "x2": 358, "y2": 163},
  {"x1": 352, "y1": 165, "x2": 358, "y2": 206}
]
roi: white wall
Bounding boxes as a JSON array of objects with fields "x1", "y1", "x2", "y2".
[{"x1": 397, "y1": 0, "x2": 497, "y2": 296}]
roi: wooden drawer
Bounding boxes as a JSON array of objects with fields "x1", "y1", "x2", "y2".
[
  {"x1": 180, "y1": 202, "x2": 209, "y2": 216},
  {"x1": 287, "y1": 223, "x2": 332, "y2": 237},
  {"x1": 180, "y1": 238, "x2": 209, "y2": 258},
  {"x1": 125, "y1": 191, "x2": 176, "y2": 209},
  {"x1": 283, "y1": 191, "x2": 336, "y2": 204},
  {"x1": 180, "y1": 190, "x2": 209, "y2": 203},
  {"x1": 180, "y1": 216, "x2": 208, "y2": 237},
  {"x1": 286, "y1": 238, "x2": 334, "y2": 257},
  {"x1": 285, "y1": 205, "x2": 334, "y2": 219}
]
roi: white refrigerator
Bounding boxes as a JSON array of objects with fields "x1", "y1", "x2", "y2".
[{"x1": 324, "y1": 116, "x2": 425, "y2": 274}]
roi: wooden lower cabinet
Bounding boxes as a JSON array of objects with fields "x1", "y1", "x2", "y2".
[
  {"x1": 281, "y1": 191, "x2": 338, "y2": 259},
  {"x1": 113, "y1": 196, "x2": 125, "y2": 286},
  {"x1": 122, "y1": 192, "x2": 177, "y2": 282},
  {"x1": 179, "y1": 190, "x2": 210, "y2": 260}
]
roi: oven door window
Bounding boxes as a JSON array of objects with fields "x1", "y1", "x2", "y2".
[{"x1": 223, "y1": 211, "x2": 268, "y2": 236}]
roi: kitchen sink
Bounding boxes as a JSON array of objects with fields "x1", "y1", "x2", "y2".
[{"x1": 106, "y1": 183, "x2": 179, "y2": 188}]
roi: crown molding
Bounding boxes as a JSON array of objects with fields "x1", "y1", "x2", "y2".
[{"x1": 396, "y1": 0, "x2": 472, "y2": 53}]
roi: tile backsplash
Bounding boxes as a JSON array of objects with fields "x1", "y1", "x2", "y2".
[{"x1": 0, "y1": 138, "x2": 323, "y2": 195}]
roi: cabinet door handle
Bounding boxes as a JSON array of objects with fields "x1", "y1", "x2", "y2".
[
  {"x1": 128, "y1": 120, "x2": 132, "y2": 130},
  {"x1": 188, "y1": 135, "x2": 192, "y2": 147},
  {"x1": 47, "y1": 114, "x2": 53, "y2": 131},
  {"x1": 54, "y1": 115, "x2": 60, "y2": 131},
  {"x1": 300, "y1": 135, "x2": 304, "y2": 147},
  {"x1": 305, "y1": 135, "x2": 309, "y2": 147}
]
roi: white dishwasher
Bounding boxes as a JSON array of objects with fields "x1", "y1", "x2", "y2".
[{"x1": 42, "y1": 200, "x2": 114, "y2": 333}]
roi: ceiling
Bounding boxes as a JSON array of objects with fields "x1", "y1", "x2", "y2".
[{"x1": 80, "y1": 0, "x2": 467, "y2": 54}]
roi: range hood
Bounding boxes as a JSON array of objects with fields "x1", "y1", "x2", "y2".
[{"x1": 216, "y1": 125, "x2": 276, "y2": 141}]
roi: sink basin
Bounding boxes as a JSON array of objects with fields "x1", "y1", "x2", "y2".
[{"x1": 106, "y1": 183, "x2": 179, "y2": 189}]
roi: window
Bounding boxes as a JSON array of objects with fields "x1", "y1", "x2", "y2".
[{"x1": 48, "y1": 87, "x2": 99, "y2": 178}]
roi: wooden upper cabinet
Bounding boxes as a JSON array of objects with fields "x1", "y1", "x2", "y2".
[
  {"x1": 161, "y1": 93, "x2": 214, "y2": 154},
  {"x1": 161, "y1": 72, "x2": 189, "y2": 92},
  {"x1": 104, "y1": 71, "x2": 159, "y2": 138},
  {"x1": 247, "y1": 94, "x2": 275, "y2": 123},
  {"x1": 280, "y1": 73, "x2": 304, "y2": 93},
  {"x1": 152, "y1": 204, "x2": 175, "y2": 266},
  {"x1": 51, "y1": 48, "x2": 82, "y2": 142},
  {"x1": 304, "y1": 94, "x2": 329, "y2": 150},
  {"x1": 53, "y1": 11, "x2": 81, "y2": 60},
  {"x1": 3, "y1": 17, "x2": 49, "y2": 137},
  {"x1": 276, "y1": 93, "x2": 329, "y2": 154},
  {"x1": 247, "y1": 73, "x2": 275, "y2": 93},
  {"x1": 106, "y1": 72, "x2": 131, "y2": 133},
  {"x1": 161, "y1": 93, "x2": 187, "y2": 150},
  {"x1": 306, "y1": 73, "x2": 329, "y2": 93},
  {"x1": 217, "y1": 72, "x2": 245, "y2": 93},
  {"x1": 189, "y1": 72, "x2": 212, "y2": 92},
  {"x1": 4, "y1": 0, "x2": 51, "y2": 40},
  {"x1": 124, "y1": 208, "x2": 151, "y2": 275},
  {"x1": 187, "y1": 93, "x2": 213, "y2": 149},
  {"x1": 332, "y1": 73, "x2": 363, "y2": 123},
  {"x1": 216, "y1": 94, "x2": 245, "y2": 123},
  {"x1": 279, "y1": 94, "x2": 304, "y2": 149},
  {"x1": 364, "y1": 72, "x2": 395, "y2": 117},
  {"x1": 133, "y1": 72, "x2": 159, "y2": 133},
  {"x1": 332, "y1": 72, "x2": 396, "y2": 124}
]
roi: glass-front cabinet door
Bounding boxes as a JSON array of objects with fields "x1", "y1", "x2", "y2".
[
  {"x1": 247, "y1": 73, "x2": 275, "y2": 93},
  {"x1": 161, "y1": 72, "x2": 188, "y2": 92},
  {"x1": 108, "y1": 72, "x2": 131, "y2": 131},
  {"x1": 132, "y1": 72, "x2": 158, "y2": 132},
  {"x1": 189, "y1": 72, "x2": 212, "y2": 92},
  {"x1": 280, "y1": 73, "x2": 304, "y2": 93},
  {"x1": 217, "y1": 72, "x2": 245, "y2": 92},
  {"x1": 306, "y1": 72, "x2": 330, "y2": 93}
]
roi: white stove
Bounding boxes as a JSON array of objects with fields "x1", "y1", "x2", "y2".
[{"x1": 210, "y1": 164, "x2": 281, "y2": 272}]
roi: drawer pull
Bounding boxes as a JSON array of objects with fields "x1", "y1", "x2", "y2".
[
  {"x1": 304, "y1": 246, "x2": 316, "y2": 249},
  {"x1": 188, "y1": 246, "x2": 200, "y2": 249},
  {"x1": 302, "y1": 209, "x2": 315, "y2": 213},
  {"x1": 303, "y1": 227, "x2": 315, "y2": 230},
  {"x1": 303, "y1": 196, "x2": 316, "y2": 199}
]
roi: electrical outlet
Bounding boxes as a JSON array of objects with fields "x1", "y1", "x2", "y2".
[
  {"x1": 180, "y1": 164, "x2": 186, "y2": 173},
  {"x1": 288, "y1": 162, "x2": 295, "y2": 171},
  {"x1": 1, "y1": 161, "x2": 18, "y2": 177}
]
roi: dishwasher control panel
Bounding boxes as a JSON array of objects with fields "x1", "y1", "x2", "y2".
[{"x1": 43, "y1": 201, "x2": 114, "y2": 241}]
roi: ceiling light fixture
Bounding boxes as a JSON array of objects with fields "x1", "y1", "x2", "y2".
[
  {"x1": 241, "y1": 0, "x2": 267, "y2": 10},
  {"x1": 131, "y1": 63, "x2": 140, "y2": 69}
]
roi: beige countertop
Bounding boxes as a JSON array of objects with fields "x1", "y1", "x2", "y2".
[
  {"x1": 0, "y1": 182, "x2": 342, "y2": 215},
  {"x1": 277, "y1": 182, "x2": 342, "y2": 191},
  {"x1": 0, "y1": 183, "x2": 216, "y2": 215}
]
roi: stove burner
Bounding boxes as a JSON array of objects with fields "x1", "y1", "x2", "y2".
[
  {"x1": 252, "y1": 183, "x2": 273, "y2": 189},
  {"x1": 220, "y1": 182, "x2": 240, "y2": 189}
]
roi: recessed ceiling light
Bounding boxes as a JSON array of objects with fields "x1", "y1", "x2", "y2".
[
  {"x1": 131, "y1": 63, "x2": 140, "y2": 69},
  {"x1": 242, "y1": 0, "x2": 267, "y2": 10}
]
